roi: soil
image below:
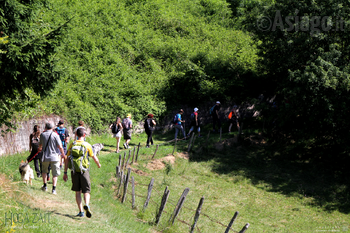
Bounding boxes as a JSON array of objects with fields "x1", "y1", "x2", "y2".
[{"x1": 146, "y1": 155, "x2": 176, "y2": 170}]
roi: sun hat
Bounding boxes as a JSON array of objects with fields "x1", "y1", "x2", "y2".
[
  {"x1": 216, "y1": 101, "x2": 221, "y2": 104},
  {"x1": 127, "y1": 113, "x2": 132, "y2": 118},
  {"x1": 194, "y1": 107, "x2": 198, "y2": 112}
]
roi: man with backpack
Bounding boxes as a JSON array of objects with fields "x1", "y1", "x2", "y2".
[
  {"x1": 63, "y1": 128, "x2": 101, "y2": 218},
  {"x1": 210, "y1": 101, "x2": 221, "y2": 132},
  {"x1": 187, "y1": 108, "x2": 201, "y2": 137},
  {"x1": 174, "y1": 109, "x2": 186, "y2": 140},
  {"x1": 56, "y1": 120, "x2": 69, "y2": 168},
  {"x1": 122, "y1": 114, "x2": 133, "y2": 149},
  {"x1": 228, "y1": 105, "x2": 240, "y2": 133}
]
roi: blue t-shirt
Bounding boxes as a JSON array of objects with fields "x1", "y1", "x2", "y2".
[{"x1": 176, "y1": 113, "x2": 182, "y2": 125}]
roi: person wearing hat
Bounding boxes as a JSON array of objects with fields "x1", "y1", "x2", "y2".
[
  {"x1": 212, "y1": 101, "x2": 222, "y2": 132},
  {"x1": 187, "y1": 107, "x2": 201, "y2": 137},
  {"x1": 122, "y1": 114, "x2": 133, "y2": 149},
  {"x1": 174, "y1": 109, "x2": 186, "y2": 140},
  {"x1": 228, "y1": 105, "x2": 240, "y2": 133}
]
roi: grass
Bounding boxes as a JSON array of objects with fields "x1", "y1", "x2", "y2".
[{"x1": 1, "y1": 123, "x2": 350, "y2": 232}]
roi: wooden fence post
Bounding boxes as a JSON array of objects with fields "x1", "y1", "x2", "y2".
[
  {"x1": 132, "y1": 146, "x2": 136, "y2": 164},
  {"x1": 172, "y1": 139, "x2": 177, "y2": 155},
  {"x1": 122, "y1": 168, "x2": 131, "y2": 203},
  {"x1": 169, "y1": 187, "x2": 190, "y2": 225},
  {"x1": 121, "y1": 152, "x2": 126, "y2": 170},
  {"x1": 131, "y1": 176, "x2": 135, "y2": 209},
  {"x1": 239, "y1": 223, "x2": 249, "y2": 233},
  {"x1": 125, "y1": 150, "x2": 131, "y2": 169},
  {"x1": 155, "y1": 186, "x2": 170, "y2": 225},
  {"x1": 143, "y1": 178, "x2": 155, "y2": 212},
  {"x1": 135, "y1": 143, "x2": 141, "y2": 162},
  {"x1": 116, "y1": 166, "x2": 120, "y2": 178},
  {"x1": 190, "y1": 196, "x2": 204, "y2": 233},
  {"x1": 187, "y1": 133, "x2": 195, "y2": 152},
  {"x1": 117, "y1": 170, "x2": 124, "y2": 197},
  {"x1": 224, "y1": 211, "x2": 239, "y2": 233},
  {"x1": 118, "y1": 154, "x2": 122, "y2": 168},
  {"x1": 152, "y1": 145, "x2": 159, "y2": 159}
]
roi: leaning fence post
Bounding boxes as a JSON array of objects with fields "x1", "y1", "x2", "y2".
[
  {"x1": 155, "y1": 186, "x2": 170, "y2": 225},
  {"x1": 135, "y1": 143, "x2": 141, "y2": 162},
  {"x1": 224, "y1": 211, "x2": 239, "y2": 233},
  {"x1": 152, "y1": 145, "x2": 159, "y2": 159},
  {"x1": 239, "y1": 223, "x2": 250, "y2": 233},
  {"x1": 143, "y1": 178, "x2": 155, "y2": 212},
  {"x1": 117, "y1": 170, "x2": 124, "y2": 197},
  {"x1": 125, "y1": 150, "x2": 131, "y2": 169},
  {"x1": 187, "y1": 133, "x2": 195, "y2": 152},
  {"x1": 131, "y1": 176, "x2": 136, "y2": 209},
  {"x1": 190, "y1": 196, "x2": 204, "y2": 233},
  {"x1": 172, "y1": 139, "x2": 177, "y2": 155},
  {"x1": 122, "y1": 168, "x2": 131, "y2": 203},
  {"x1": 169, "y1": 187, "x2": 190, "y2": 225},
  {"x1": 116, "y1": 166, "x2": 120, "y2": 178},
  {"x1": 132, "y1": 146, "x2": 136, "y2": 164}
]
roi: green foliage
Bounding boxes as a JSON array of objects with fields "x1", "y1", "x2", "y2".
[{"x1": 244, "y1": 0, "x2": 350, "y2": 152}]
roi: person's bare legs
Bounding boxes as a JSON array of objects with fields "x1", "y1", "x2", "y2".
[
  {"x1": 76, "y1": 191, "x2": 83, "y2": 212},
  {"x1": 116, "y1": 137, "x2": 121, "y2": 152},
  {"x1": 84, "y1": 193, "x2": 90, "y2": 206}
]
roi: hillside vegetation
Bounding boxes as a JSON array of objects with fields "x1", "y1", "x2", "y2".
[{"x1": 33, "y1": 0, "x2": 256, "y2": 131}]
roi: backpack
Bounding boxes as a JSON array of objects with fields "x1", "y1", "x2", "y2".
[
  {"x1": 209, "y1": 105, "x2": 216, "y2": 115},
  {"x1": 190, "y1": 113, "x2": 195, "y2": 122},
  {"x1": 68, "y1": 141, "x2": 90, "y2": 174},
  {"x1": 111, "y1": 123, "x2": 120, "y2": 134},
  {"x1": 31, "y1": 135, "x2": 39, "y2": 151},
  {"x1": 144, "y1": 118, "x2": 154, "y2": 131},
  {"x1": 172, "y1": 114, "x2": 178, "y2": 124},
  {"x1": 122, "y1": 118, "x2": 129, "y2": 129},
  {"x1": 56, "y1": 127, "x2": 66, "y2": 146}
]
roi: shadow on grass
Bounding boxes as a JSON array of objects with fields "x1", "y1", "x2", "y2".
[{"x1": 189, "y1": 131, "x2": 350, "y2": 214}]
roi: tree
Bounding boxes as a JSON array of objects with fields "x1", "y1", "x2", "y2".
[
  {"x1": 0, "y1": 0, "x2": 67, "y2": 129},
  {"x1": 245, "y1": 0, "x2": 350, "y2": 154}
]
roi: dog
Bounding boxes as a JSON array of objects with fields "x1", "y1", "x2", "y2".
[
  {"x1": 19, "y1": 161, "x2": 34, "y2": 185},
  {"x1": 92, "y1": 143, "x2": 104, "y2": 156}
]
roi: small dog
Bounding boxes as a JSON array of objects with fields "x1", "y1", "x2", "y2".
[
  {"x1": 19, "y1": 161, "x2": 34, "y2": 185},
  {"x1": 92, "y1": 143, "x2": 104, "y2": 156}
]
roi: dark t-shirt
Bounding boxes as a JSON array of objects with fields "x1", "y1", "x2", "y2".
[{"x1": 213, "y1": 105, "x2": 220, "y2": 119}]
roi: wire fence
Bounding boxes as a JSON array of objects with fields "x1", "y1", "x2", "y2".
[{"x1": 113, "y1": 129, "x2": 249, "y2": 233}]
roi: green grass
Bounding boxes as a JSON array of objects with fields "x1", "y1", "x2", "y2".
[{"x1": 1, "y1": 126, "x2": 350, "y2": 232}]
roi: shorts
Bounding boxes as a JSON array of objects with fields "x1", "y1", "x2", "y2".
[
  {"x1": 123, "y1": 129, "x2": 132, "y2": 140},
  {"x1": 71, "y1": 170, "x2": 91, "y2": 193},
  {"x1": 113, "y1": 131, "x2": 122, "y2": 138},
  {"x1": 41, "y1": 161, "x2": 60, "y2": 177}
]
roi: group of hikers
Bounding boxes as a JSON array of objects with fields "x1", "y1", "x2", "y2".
[
  {"x1": 24, "y1": 101, "x2": 239, "y2": 218},
  {"x1": 26, "y1": 120, "x2": 100, "y2": 218}
]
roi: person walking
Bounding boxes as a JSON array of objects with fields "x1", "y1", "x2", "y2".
[
  {"x1": 187, "y1": 108, "x2": 201, "y2": 137},
  {"x1": 228, "y1": 105, "x2": 240, "y2": 133},
  {"x1": 26, "y1": 125, "x2": 41, "y2": 177},
  {"x1": 39, "y1": 121, "x2": 65, "y2": 195},
  {"x1": 122, "y1": 114, "x2": 133, "y2": 149},
  {"x1": 63, "y1": 128, "x2": 101, "y2": 218},
  {"x1": 109, "y1": 117, "x2": 123, "y2": 152},
  {"x1": 174, "y1": 109, "x2": 186, "y2": 140},
  {"x1": 56, "y1": 120, "x2": 69, "y2": 168},
  {"x1": 212, "y1": 101, "x2": 221, "y2": 132},
  {"x1": 144, "y1": 114, "x2": 156, "y2": 148},
  {"x1": 74, "y1": 120, "x2": 86, "y2": 141}
]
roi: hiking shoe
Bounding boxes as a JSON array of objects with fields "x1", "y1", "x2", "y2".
[
  {"x1": 123, "y1": 143, "x2": 127, "y2": 149},
  {"x1": 41, "y1": 185, "x2": 47, "y2": 192},
  {"x1": 146, "y1": 145, "x2": 150, "y2": 148},
  {"x1": 76, "y1": 212, "x2": 84, "y2": 217},
  {"x1": 84, "y1": 205, "x2": 92, "y2": 218},
  {"x1": 127, "y1": 145, "x2": 130, "y2": 149},
  {"x1": 52, "y1": 189, "x2": 57, "y2": 195}
]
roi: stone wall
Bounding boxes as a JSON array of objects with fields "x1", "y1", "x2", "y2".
[{"x1": 0, "y1": 115, "x2": 74, "y2": 156}]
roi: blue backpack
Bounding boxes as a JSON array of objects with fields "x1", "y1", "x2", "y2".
[
  {"x1": 172, "y1": 114, "x2": 178, "y2": 124},
  {"x1": 209, "y1": 105, "x2": 216, "y2": 115},
  {"x1": 56, "y1": 127, "x2": 66, "y2": 146}
]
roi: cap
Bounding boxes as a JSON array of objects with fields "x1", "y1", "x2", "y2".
[
  {"x1": 216, "y1": 101, "x2": 221, "y2": 104},
  {"x1": 58, "y1": 120, "x2": 64, "y2": 125},
  {"x1": 127, "y1": 113, "x2": 132, "y2": 118},
  {"x1": 233, "y1": 105, "x2": 237, "y2": 108},
  {"x1": 194, "y1": 107, "x2": 198, "y2": 112}
]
